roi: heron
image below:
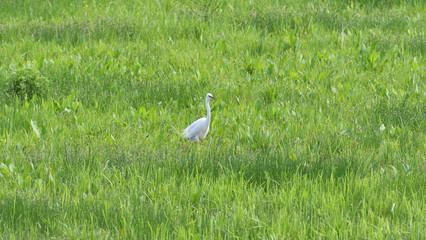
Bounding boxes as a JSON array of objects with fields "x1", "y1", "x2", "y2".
[{"x1": 182, "y1": 93, "x2": 216, "y2": 145}]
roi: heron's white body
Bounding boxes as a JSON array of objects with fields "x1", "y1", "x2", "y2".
[
  {"x1": 182, "y1": 93, "x2": 215, "y2": 143},
  {"x1": 182, "y1": 117, "x2": 210, "y2": 142}
]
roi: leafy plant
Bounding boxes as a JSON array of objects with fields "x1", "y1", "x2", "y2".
[
  {"x1": 360, "y1": 42, "x2": 387, "y2": 71},
  {"x1": 7, "y1": 66, "x2": 49, "y2": 99}
]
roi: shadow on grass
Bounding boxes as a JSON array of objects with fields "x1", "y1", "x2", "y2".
[
  {"x1": 374, "y1": 99, "x2": 425, "y2": 130},
  {"x1": 158, "y1": 148, "x2": 371, "y2": 190},
  {"x1": 0, "y1": 191, "x2": 170, "y2": 239},
  {"x1": 0, "y1": 194, "x2": 59, "y2": 235}
]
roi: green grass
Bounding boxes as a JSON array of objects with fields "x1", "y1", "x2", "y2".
[{"x1": 0, "y1": 0, "x2": 425, "y2": 238}]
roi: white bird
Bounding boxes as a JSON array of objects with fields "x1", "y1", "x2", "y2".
[{"x1": 182, "y1": 93, "x2": 216, "y2": 145}]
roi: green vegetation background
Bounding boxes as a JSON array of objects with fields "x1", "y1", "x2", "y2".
[{"x1": 0, "y1": 0, "x2": 425, "y2": 238}]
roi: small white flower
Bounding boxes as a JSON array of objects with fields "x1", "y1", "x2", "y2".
[{"x1": 380, "y1": 124, "x2": 385, "y2": 132}]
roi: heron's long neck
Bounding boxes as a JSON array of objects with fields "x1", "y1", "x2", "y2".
[{"x1": 206, "y1": 100, "x2": 211, "y2": 123}]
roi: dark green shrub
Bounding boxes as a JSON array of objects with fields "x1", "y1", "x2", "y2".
[{"x1": 7, "y1": 66, "x2": 49, "y2": 99}]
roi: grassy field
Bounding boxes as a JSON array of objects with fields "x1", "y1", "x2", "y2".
[{"x1": 0, "y1": 0, "x2": 425, "y2": 238}]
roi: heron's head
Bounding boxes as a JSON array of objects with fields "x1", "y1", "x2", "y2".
[{"x1": 206, "y1": 93, "x2": 216, "y2": 102}]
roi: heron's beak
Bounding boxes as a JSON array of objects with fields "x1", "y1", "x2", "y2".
[{"x1": 212, "y1": 96, "x2": 216, "y2": 100}]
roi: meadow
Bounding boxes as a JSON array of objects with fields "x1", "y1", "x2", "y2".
[{"x1": 0, "y1": 0, "x2": 425, "y2": 238}]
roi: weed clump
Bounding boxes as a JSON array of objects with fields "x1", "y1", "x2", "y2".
[{"x1": 7, "y1": 66, "x2": 49, "y2": 99}]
